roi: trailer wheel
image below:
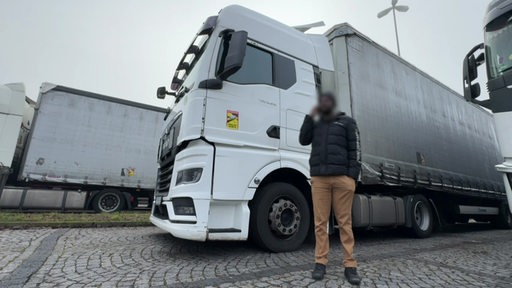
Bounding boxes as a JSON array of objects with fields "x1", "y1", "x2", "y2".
[
  {"x1": 249, "y1": 183, "x2": 310, "y2": 252},
  {"x1": 492, "y1": 203, "x2": 512, "y2": 229},
  {"x1": 92, "y1": 190, "x2": 125, "y2": 213},
  {"x1": 409, "y1": 195, "x2": 433, "y2": 238}
]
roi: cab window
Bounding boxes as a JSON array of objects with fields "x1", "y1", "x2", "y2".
[
  {"x1": 228, "y1": 45, "x2": 273, "y2": 85},
  {"x1": 216, "y1": 40, "x2": 296, "y2": 89}
]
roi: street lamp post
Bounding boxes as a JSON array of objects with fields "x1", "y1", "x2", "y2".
[{"x1": 377, "y1": 0, "x2": 409, "y2": 57}]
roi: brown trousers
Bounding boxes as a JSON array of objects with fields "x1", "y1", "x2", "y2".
[{"x1": 311, "y1": 175, "x2": 357, "y2": 267}]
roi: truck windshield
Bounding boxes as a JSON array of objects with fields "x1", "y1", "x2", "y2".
[{"x1": 485, "y1": 11, "x2": 512, "y2": 79}]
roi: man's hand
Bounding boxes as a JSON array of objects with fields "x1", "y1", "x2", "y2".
[{"x1": 310, "y1": 106, "x2": 319, "y2": 117}]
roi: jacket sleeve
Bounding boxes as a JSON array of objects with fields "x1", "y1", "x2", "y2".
[
  {"x1": 299, "y1": 115, "x2": 314, "y2": 146},
  {"x1": 347, "y1": 118, "x2": 361, "y2": 180}
]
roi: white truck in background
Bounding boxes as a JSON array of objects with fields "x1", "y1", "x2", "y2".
[
  {"x1": 462, "y1": 0, "x2": 512, "y2": 216},
  {"x1": 0, "y1": 83, "x2": 166, "y2": 212},
  {"x1": 149, "y1": 5, "x2": 510, "y2": 252},
  {"x1": 0, "y1": 84, "x2": 28, "y2": 191}
]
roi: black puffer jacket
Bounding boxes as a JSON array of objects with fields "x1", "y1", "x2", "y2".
[{"x1": 299, "y1": 112, "x2": 361, "y2": 179}]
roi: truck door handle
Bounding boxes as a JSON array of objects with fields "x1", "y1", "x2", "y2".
[{"x1": 266, "y1": 125, "x2": 280, "y2": 139}]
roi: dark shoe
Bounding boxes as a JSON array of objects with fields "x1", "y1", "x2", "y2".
[
  {"x1": 344, "y1": 267, "x2": 361, "y2": 285},
  {"x1": 311, "y1": 263, "x2": 326, "y2": 280}
]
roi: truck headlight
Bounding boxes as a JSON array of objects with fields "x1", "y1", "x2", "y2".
[{"x1": 175, "y1": 168, "x2": 203, "y2": 185}]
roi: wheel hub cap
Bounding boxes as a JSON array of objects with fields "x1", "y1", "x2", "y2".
[
  {"x1": 414, "y1": 202, "x2": 430, "y2": 231},
  {"x1": 100, "y1": 194, "x2": 119, "y2": 211},
  {"x1": 269, "y1": 199, "x2": 300, "y2": 236}
]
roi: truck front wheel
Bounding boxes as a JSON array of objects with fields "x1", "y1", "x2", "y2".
[
  {"x1": 409, "y1": 195, "x2": 433, "y2": 238},
  {"x1": 250, "y1": 183, "x2": 310, "y2": 252},
  {"x1": 92, "y1": 190, "x2": 125, "y2": 212}
]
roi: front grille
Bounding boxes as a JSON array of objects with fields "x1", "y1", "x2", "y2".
[
  {"x1": 155, "y1": 114, "x2": 182, "y2": 196},
  {"x1": 156, "y1": 163, "x2": 173, "y2": 195}
]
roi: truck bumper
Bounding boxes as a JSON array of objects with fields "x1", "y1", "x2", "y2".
[
  {"x1": 150, "y1": 197, "x2": 250, "y2": 241},
  {"x1": 150, "y1": 199, "x2": 209, "y2": 241},
  {"x1": 149, "y1": 215, "x2": 207, "y2": 241},
  {"x1": 496, "y1": 160, "x2": 512, "y2": 214},
  {"x1": 150, "y1": 199, "x2": 250, "y2": 241}
]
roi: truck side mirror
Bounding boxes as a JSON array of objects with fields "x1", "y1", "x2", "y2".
[
  {"x1": 157, "y1": 87, "x2": 167, "y2": 99},
  {"x1": 156, "y1": 86, "x2": 176, "y2": 99},
  {"x1": 217, "y1": 30, "x2": 248, "y2": 80},
  {"x1": 463, "y1": 43, "x2": 484, "y2": 102}
]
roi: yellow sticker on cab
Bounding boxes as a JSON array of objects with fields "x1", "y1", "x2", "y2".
[{"x1": 226, "y1": 110, "x2": 239, "y2": 130}]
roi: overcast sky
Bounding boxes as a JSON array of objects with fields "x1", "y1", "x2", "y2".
[{"x1": 1, "y1": 0, "x2": 490, "y2": 107}]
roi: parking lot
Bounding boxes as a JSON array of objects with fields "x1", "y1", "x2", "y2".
[{"x1": 0, "y1": 224, "x2": 511, "y2": 288}]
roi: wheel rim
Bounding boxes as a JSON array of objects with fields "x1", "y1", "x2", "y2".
[
  {"x1": 414, "y1": 201, "x2": 430, "y2": 231},
  {"x1": 268, "y1": 198, "x2": 301, "y2": 238},
  {"x1": 98, "y1": 193, "x2": 121, "y2": 212}
]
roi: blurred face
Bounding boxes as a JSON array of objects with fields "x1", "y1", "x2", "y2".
[{"x1": 318, "y1": 95, "x2": 335, "y2": 115}]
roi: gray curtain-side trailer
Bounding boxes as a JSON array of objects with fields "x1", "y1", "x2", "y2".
[
  {"x1": 1, "y1": 83, "x2": 166, "y2": 212},
  {"x1": 323, "y1": 24, "x2": 507, "y2": 232}
]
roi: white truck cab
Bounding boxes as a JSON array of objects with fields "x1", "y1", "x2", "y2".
[
  {"x1": 151, "y1": 6, "x2": 330, "y2": 250},
  {"x1": 0, "y1": 83, "x2": 26, "y2": 190}
]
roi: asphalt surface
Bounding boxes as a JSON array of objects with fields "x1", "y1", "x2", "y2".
[{"x1": 0, "y1": 224, "x2": 510, "y2": 287}]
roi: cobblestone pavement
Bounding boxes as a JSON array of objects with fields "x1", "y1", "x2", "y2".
[{"x1": 0, "y1": 224, "x2": 510, "y2": 287}]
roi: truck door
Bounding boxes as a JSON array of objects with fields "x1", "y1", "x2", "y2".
[
  {"x1": 204, "y1": 40, "x2": 280, "y2": 149},
  {"x1": 278, "y1": 58, "x2": 317, "y2": 154},
  {"x1": 205, "y1": 39, "x2": 280, "y2": 200}
]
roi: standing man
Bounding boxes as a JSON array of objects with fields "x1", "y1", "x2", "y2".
[{"x1": 299, "y1": 92, "x2": 361, "y2": 284}]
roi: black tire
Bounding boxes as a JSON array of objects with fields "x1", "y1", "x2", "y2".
[
  {"x1": 409, "y1": 195, "x2": 434, "y2": 238},
  {"x1": 92, "y1": 190, "x2": 125, "y2": 213},
  {"x1": 492, "y1": 203, "x2": 512, "y2": 229},
  {"x1": 249, "y1": 182, "x2": 311, "y2": 252}
]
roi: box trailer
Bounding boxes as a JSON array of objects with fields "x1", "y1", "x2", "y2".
[
  {"x1": 0, "y1": 83, "x2": 166, "y2": 212},
  {"x1": 150, "y1": 5, "x2": 509, "y2": 252}
]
